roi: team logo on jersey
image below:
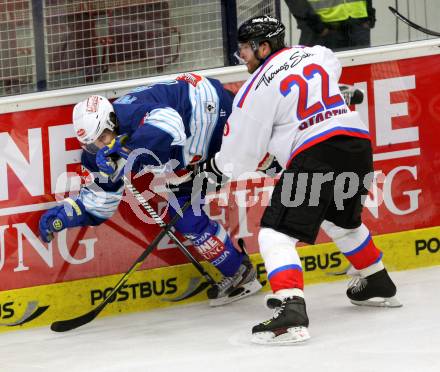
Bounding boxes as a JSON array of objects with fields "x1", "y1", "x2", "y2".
[
  {"x1": 223, "y1": 121, "x2": 230, "y2": 136},
  {"x1": 176, "y1": 73, "x2": 203, "y2": 87},
  {"x1": 86, "y1": 95, "x2": 100, "y2": 113},
  {"x1": 205, "y1": 101, "x2": 216, "y2": 114},
  {"x1": 220, "y1": 109, "x2": 227, "y2": 117}
]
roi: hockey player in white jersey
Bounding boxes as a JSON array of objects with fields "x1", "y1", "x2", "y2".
[{"x1": 200, "y1": 15, "x2": 401, "y2": 344}]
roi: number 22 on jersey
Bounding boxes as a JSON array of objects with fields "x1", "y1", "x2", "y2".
[{"x1": 280, "y1": 63, "x2": 344, "y2": 121}]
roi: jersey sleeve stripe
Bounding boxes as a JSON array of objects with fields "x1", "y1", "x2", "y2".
[
  {"x1": 185, "y1": 78, "x2": 221, "y2": 165},
  {"x1": 79, "y1": 185, "x2": 124, "y2": 219},
  {"x1": 147, "y1": 108, "x2": 186, "y2": 146}
]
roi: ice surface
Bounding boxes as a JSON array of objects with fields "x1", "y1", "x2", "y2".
[{"x1": 1, "y1": 266, "x2": 439, "y2": 372}]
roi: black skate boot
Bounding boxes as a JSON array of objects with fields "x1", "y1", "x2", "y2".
[
  {"x1": 207, "y1": 254, "x2": 262, "y2": 306},
  {"x1": 347, "y1": 268, "x2": 402, "y2": 307},
  {"x1": 251, "y1": 296, "x2": 310, "y2": 345}
]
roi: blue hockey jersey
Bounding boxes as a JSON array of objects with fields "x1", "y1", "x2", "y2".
[{"x1": 78, "y1": 74, "x2": 233, "y2": 222}]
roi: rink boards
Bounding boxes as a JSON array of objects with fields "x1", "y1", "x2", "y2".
[
  {"x1": 1, "y1": 225, "x2": 439, "y2": 333},
  {"x1": 1, "y1": 39, "x2": 440, "y2": 333}
]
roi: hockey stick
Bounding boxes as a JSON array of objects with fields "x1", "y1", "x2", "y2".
[
  {"x1": 123, "y1": 177, "x2": 217, "y2": 300},
  {"x1": 50, "y1": 189, "x2": 198, "y2": 333},
  {"x1": 389, "y1": 6, "x2": 440, "y2": 37}
]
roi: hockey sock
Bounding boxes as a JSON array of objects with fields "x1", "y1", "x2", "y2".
[
  {"x1": 170, "y1": 197, "x2": 242, "y2": 277},
  {"x1": 185, "y1": 219, "x2": 243, "y2": 277},
  {"x1": 321, "y1": 220, "x2": 383, "y2": 271},
  {"x1": 258, "y1": 228, "x2": 303, "y2": 292}
]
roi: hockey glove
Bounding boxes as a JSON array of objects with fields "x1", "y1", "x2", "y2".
[
  {"x1": 195, "y1": 157, "x2": 229, "y2": 195},
  {"x1": 39, "y1": 198, "x2": 87, "y2": 243},
  {"x1": 96, "y1": 134, "x2": 130, "y2": 182},
  {"x1": 96, "y1": 153, "x2": 127, "y2": 183},
  {"x1": 339, "y1": 84, "x2": 364, "y2": 105},
  {"x1": 103, "y1": 134, "x2": 131, "y2": 159}
]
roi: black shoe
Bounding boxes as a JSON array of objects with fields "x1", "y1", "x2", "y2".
[
  {"x1": 207, "y1": 254, "x2": 262, "y2": 306},
  {"x1": 251, "y1": 296, "x2": 310, "y2": 345},
  {"x1": 347, "y1": 269, "x2": 402, "y2": 307}
]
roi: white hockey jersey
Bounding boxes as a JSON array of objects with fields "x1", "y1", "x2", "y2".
[{"x1": 215, "y1": 45, "x2": 370, "y2": 179}]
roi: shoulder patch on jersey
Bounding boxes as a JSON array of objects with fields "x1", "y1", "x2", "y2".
[{"x1": 176, "y1": 73, "x2": 203, "y2": 87}]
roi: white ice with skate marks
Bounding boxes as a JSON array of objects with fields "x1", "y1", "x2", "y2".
[{"x1": 1, "y1": 266, "x2": 440, "y2": 372}]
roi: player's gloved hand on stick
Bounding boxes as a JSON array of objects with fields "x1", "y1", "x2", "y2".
[
  {"x1": 257, "y1": 153, "x2": 283, "y2": 177},
  {"x1": 339, "y1": 84, "x2": 364, "y2": 105},
  {"x1": 102, "y1": 134, "x2": 131, "y2": 159},
  {"x1": 195, "y1": 157, "x2": 229, "y2": 195},
  {"x1": 38, "y1": 199, "x2": 86, "y2": 243},
  {"x1": 96, "y1": 134, "x2": 130, "y2": 182}
]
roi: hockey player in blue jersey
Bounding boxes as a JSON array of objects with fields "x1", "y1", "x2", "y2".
[{"x1": 38, "y1": 73, "x2": 262, "y2": 306}]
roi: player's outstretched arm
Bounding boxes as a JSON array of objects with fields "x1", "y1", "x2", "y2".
[{"x1": 38, "y1": 198, "x2": 105, "y2": 243}]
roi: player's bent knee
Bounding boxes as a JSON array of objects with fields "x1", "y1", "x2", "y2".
[
  {"x1": 321, "y1": 220, "x2": 369, "y2": 240},
  {"x1": 259, "y1": 228, "x2": 297, "y2": 249},
  {"x1": 258, "y1": 228, "x2": 298, "y2": 254}
]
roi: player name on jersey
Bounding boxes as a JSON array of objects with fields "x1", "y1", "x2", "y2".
[{"x1": 298, "y1": 108, "x2": 348, "y2": 131}]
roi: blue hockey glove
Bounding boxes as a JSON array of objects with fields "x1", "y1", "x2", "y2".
[
  {"x1": 103, "y1": 134, "x2": 131, "y2": 159},
  {"x1": 96, "y1": 134, "x2": 129, "y2": 182},
  {"x1": 96, "y1": 151, "x2": 127, "y2": 182},
  {"x1": 38, "y1": 199, "x2": 87, "y2": 243},
  {"x1": 39, "y1": 206, "x2": 65, "y2": 243}
]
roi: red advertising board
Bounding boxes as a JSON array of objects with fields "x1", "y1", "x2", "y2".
[{"x1": 1, "y1": 55, "x2": 440, "y2": 291}]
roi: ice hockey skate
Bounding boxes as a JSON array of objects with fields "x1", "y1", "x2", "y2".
[
  {"x1": 251, "y1": 295, "x2": 310, "y2": 345},
  {"x1": 207, "y1": 254, "x2": 262, "y2": 307},
  {"x1": 347, "y1": 268, "x2": 402, "y2": 308}
]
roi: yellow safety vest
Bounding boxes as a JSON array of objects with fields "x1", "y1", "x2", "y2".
[{"x1": 309, "y1": 0, "x2": 368, "y2": 23}]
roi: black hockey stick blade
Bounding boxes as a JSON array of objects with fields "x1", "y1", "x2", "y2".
[
  {"x1": 51, "y1": 307, "x2": 100, "y2": 332},
  {"x1": 50, "y1": 194, "x2": 196, "y2": 332},
  {"x1": 389, "y1": 7, "x2": 440, "y2": 37},
  {"x1": 51, "y1": 267, "x2": 137, "y2": 332}
]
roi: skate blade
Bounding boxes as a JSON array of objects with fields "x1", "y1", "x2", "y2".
[
  {"x1": 350, "y1": 295, "x2": 402, "y2": 308},
  {"x1": 209, "y1": 279, "x2": 262, "y2": 307},
  {"x1": 251, "y1": 326, "x2": 310, "y2": 345}
]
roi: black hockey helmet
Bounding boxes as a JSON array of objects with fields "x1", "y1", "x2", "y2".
[{"x1": 238, "y1": 15, "x2": 285, "y2": 54}]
